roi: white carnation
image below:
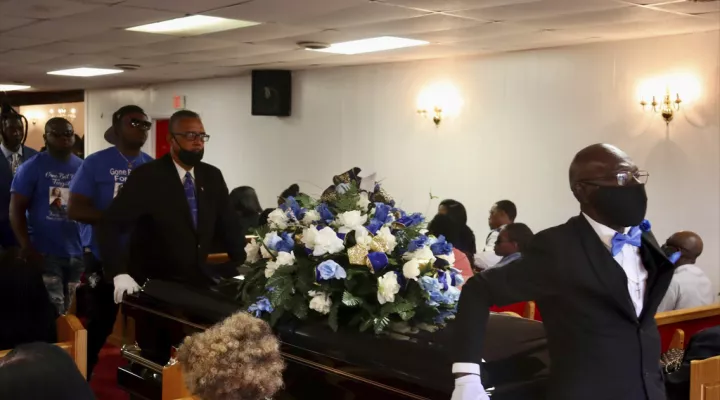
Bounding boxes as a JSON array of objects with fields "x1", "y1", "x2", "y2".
[
  {"x1": 377, "y1": 272, "x2": 401, "y2": 304},
  {"x1": 308, "y1": 290, "x2": 332, "y2": 314},
  {"x1": 336, "y1": 210, "x2": 368, "y2": 234},
  {"x1": 437, "y1": 252, "x2": 456, "y2": 266},
  {"x1": 267, "y1": 208, "x2": 289, "y2": 230},
  {"x1": 376, "y1": 226, "x2": 397, "y2": 253},
  {"x1": 261, "y1": 245, "x2": 273, "y2": 259},
  {"x1": 402, "y1": 259, "x2": 421, "y2": 281},
  {"x1": 356, "y1": 192, "x2": 371, "y2": 210},
  {"x1": 312, "y1": 227, "x2": 345, "y2": 256},
  {"x1": 264, "y1": 251, "x2": 295, "y2": 278},
  {"x1": 403, "y1": 246, "x2": 436, "y2": 263},
  {"x1": 302, "y1": 209, "x2": 321, "y2": 225},
  {"x1": 301, "y1": 226, "x2": 319, "y2": 249},
  {"x1": 354, "y1": 226, "x2": 373, "y2": 247},
  {"x1": 244, "y1": 239, "x2": 261, "y2": 264}
]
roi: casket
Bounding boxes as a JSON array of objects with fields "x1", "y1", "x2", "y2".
[{"x1": 117, "y1": 279, "x2": 549, "y2": 400}]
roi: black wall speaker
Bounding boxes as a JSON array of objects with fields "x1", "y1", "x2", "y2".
[{"x1": 251, "y1": 70, "x2": 291, "y2": 117}]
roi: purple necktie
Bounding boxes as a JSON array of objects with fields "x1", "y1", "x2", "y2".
[{"x1": 184, "y1": 172, "x2": 197, "y2": 228}]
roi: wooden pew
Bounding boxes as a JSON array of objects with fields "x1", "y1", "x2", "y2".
[
  {"x1": 656, "y1": 304, "x2": 720, "y2": 352},
  {"x1": 0, "y1": 314, "x2": 88, "y2": 378},
  {"x1": 690, "y1": 355, "x2": 720, "y2": 400}
]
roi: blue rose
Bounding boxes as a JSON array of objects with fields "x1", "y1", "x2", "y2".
[
  {"x1": 366, "y1": 219, "x2": 383, "y2": 235},
  {"x1": 437, "y1": 270, "x2": 450, "y2": 291},
  {"x1": 397, "y1": 213, "x2": 424, "y2": 227},
  {"x1": 450, "y1": 271, "x2": 464, "y2": 287},
  {"x1": 248, "y1": 296, "x2": 273, "y2": 317},
  {"x1": 419, "y1": 276, "x2": 442, "y2": 293},
  {"x1": 316, "y1": 260, "x2": 347, "y2": 281},
  {"x1": 275, "y1": 232, "x2": 295, "y2": 253},
  {"x1": 367, "y1": 252, "x2": 389, "y2": 273},
  {"x1": 266, "y1": 233, "x2": 282, "y2": 251},
  {"x1": 407, "y1": 235, "x2": 429, "y2": 252},
  {"x1": 430, "y1": 235, "x2": 453, "y2": 256},
  {"x1": 317, "y1": 203, "x2": 334, "y2": 223},
  {"x1": 284, "y1": 197, "x2": 306, "y2": 220},
  {"x1": 442, "y1": 286, "x2": 461, "y2": 303},
  {"x1": 639, "y1": 219, "x2": 651, "y2": 232},
  {"x1": 373, "y1": 203, "x2": 392, "y2": 224}
]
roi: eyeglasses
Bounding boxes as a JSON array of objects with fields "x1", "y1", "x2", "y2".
[
  {"x1": 47, "y1": 130, "x2": 75, "y2": 138},
  {"x1": 129, "y1": 119, "x2": 152, "y2": 131},
  {"x1": 581, "y1": 170, "x2": 649, "y2": 186},
  {"x1": 173, "y1": 132, "x2": 210, "y2": 142}
]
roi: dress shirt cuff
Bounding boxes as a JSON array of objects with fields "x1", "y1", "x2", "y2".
[{"x1": 452, "y1": 363, "x2": 480, "y2": 375}]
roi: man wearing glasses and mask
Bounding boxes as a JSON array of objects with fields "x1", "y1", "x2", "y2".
[
  {"x1": 67, "y1": 105, "x2": 154, "y2": 379},
  {"x1": 452, "y1": 144, "x2": 675, "y2": 400},
  {"x1": 96, "y1": 109, "x2": 246, "y2": 364},
  {"x1": 9, "y1": 118, "x2": 84, "y2": 316}
]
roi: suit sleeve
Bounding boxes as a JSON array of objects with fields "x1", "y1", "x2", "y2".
[
  {"x1": 97, "y1": 168, "x2": 150, "y2": 278},
  {"x1": 453, "y1": 232, "x2": 560, "y2": 365},
  {"x1": 213, "y1": 171, "x2": 246, "y2": 264}
]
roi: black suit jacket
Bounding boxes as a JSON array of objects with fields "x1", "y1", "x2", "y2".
[
  {"x1": 454, "y1": 215, "x2": 675, "y2": 400},
  {"x1": 97, "y1": 154, "x2": 245, "y2": 286},
  {"x1": 0, "y1": 146, "x2": 38, "y2": 247}
]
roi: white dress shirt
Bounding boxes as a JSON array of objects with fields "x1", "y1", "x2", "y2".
[
  {"x1": 657, "y1": 264, "x2": 715, "y2": 312},
  {"x1": 173, "y1": 159, "x2": 194, "y2": 184},
  {"x1": 474, "y1": 227, "x2": 503, "y2": 269},
  {"x1": 0, "y1": 142, "x2": 22, "y2": 160},
  {"x1": 451, "y1": 214, "x2": 646, "y2": 399}
]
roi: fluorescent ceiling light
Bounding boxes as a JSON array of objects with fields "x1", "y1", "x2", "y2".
[
  {"x1": 0, "y1": 84, "x2": 31, "y2": 91},
  {"x1": 312, "y1": 36, "x2": 429, "y2": 55},
  {"x1": 127, "y1": 15, "x2": 259, "y2": 36},
  {"x1": 47, "y1": 68, "x2": 124, "y2": 77}
]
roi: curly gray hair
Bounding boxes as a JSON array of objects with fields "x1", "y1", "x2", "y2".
[{"x1": 177, "y1": 312, "x2": 284, "y2": 400}]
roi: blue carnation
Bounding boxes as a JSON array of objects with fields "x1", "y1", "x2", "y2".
[
  {"x1": 367, "y1": 252, "x2": 389, "y2": 273},
  {"x1": 419, "y1": 276, "x2": 442, "y2": 293},
  {"x1": 248, "y1": 296, "x2": 273, "y2": 317},
  {"x1": 407, "y1": 235, "x2": 429, "y2": 252},
  {"x1": 316, "y1": 260, "x2": 347, "y2": 281},
  {"x1": 366, "y1": 219, "x2": 383, "y2": 235},
  {"x1": 275, "y1": 232, "x2": 295, "y2": 253},
  {"x1": 443, "y1": 286, "x2": 461, "y2": 303},
  {"x1": 430, "y1": 235, "x2": 453, "y2": 256},
  {"x1": 317, "y1": 203, "x2": 335, "y2": 224},
  {"x1": 266, "y1": 233, "x2": 282, "y2": 251},
  {"x1": 397, "y1": 213, "x2": 424, "y2": 227}
]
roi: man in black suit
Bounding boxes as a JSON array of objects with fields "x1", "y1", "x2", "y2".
[
  {"x1": 0, "y1": 110, "x2": 38, "y2": 248},
  {"x1": 97, "y1": 109, "x2": 245, "y2": 304},
  {"x1": 452, "y1": 144, "x2": 674, "y2": 400}
]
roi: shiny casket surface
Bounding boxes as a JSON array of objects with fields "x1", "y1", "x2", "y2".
[{"x1": 119, "y1": 280, "x2": 549, "y2": 400}]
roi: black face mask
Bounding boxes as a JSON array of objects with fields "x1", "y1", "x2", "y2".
[
  {"x1": 588, "y1": 184, "x2": 647, "y2": 227},
  {"x1": 172, "y1": 136, "x2": 204, "y2": 166}
]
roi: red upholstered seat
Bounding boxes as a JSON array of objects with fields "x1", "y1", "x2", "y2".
[
  {"x1": 490, "y1": 301, "x2": 542, "y2": 321},
  {"x1": 656, "y1": 304, "x2": 720, "y2": 352}
]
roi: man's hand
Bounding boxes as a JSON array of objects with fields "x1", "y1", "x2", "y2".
[
  {"x1": 113, "y1": 274, "x2": 140, "y2": 304},
  {"x1": 18, "y1": 246, "x2": 43, "y2": 266},
  {"x1": 451, "y1": 375, "x2": 490, "y2": 400}
]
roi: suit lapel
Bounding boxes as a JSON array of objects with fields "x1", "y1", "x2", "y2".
[
  {"x1": 572, "y1": 216, "x2": 637, "y2": 322},
  {"x1": 194, "y1": 166, "x2": 210, "y2": 237},
  {"x1": 162, "y1": 155, "x2": 196, "y2": 233},
  {"x1": 639, "y1": 232, "x2": 673, "y2": 320}
]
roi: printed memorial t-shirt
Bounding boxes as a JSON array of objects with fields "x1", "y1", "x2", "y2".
[
  {"x1": 69, "y1": 147, "x2": 153, "y2": 259},
  {"x1": 11, "y1": 152, "x2": 84, "y2": 257}
]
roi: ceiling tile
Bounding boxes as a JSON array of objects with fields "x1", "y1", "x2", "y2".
[
  {"x1": 562, "y1": 15, "x2": 719, "y2": 40},
  {"x1": 457, "y1": 30, "x2": 579, "y2": 50},
  {"x1": 136, "y1": 43, "x2": 288, "y2": 63},
  {"x1": 342, "y1": 13, "x2": 484, "y2": 36},
  {"x1": 4, "y1": 20, "x2": 109, "y2": 40},
  {"x1": 0, "y1": 0, "x2": 104, "y2": 19},
  {"x1": 652, "y1": 1, "x2": 720, "y2": 15},
  {"x1": 0, "y1": 16, "x2": 37, "y2": 32},
  {"x1": 200, "y1": 23, "x2": 319, "y2": 43},
  {"x1": 0, "y1": 49, "x2": 67, "y2": 64},
  {"x1": 66, "y1": 0, "x2": 126, "y2": 4},
  {"x1": 518, "y1": 5, "x2": 675, "y2": 29},
  {"x1": 216, "y1": 49, "x2": 332, "y2": 67},
  {"x1": 0, "y1": 35, "x2": 56, "y2": 51},
  {"x1": 139, "y1": 37, "x2": 240, "y2": 54},
  {"x1": 35, "y1": 53, "x2": 168, "y2": 71},
  {"x1": 70, "y1": 30, "x2": 175, "y2": 46},
  {"x1": 255, "y1": 29, "x2": 370, "y2": 48},
  {"x1": 407, "y1": 21, "x2": 534, "y2": 43},
  {"x1": 205, "y1": 0, "x2": 367, "y2": 24},
  {"x1": 293, "y1": 2, "x2": 430, "y2": 29},
  {"x1": 25, "y1": 41, "x2": 121, "y2": 54},
  {"x1": 618, "y1": 0, "x2": 683, "y2": 5},
  {"x1": 121, "y1": 0, "x2": 254, "y2": 13},
  {"x1": 378, "y1": 0, "x2": 538, "y2": 12},
  {"x1": 452, "y1": 0, "x2": 626, "y2": 22}
]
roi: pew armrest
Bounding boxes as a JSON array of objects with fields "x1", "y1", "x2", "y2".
[
  {"x1": 57, "y1": 314, "x2": 87, "y2": 378},
  {"x1": 656, "y1": 304, "x2": 720, "y2": 326},
  {"x1": 690, "y1": 355, "x2": 720, "y2": 400}
]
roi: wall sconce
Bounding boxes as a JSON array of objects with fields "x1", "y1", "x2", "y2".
[
  {"x1": 640, "y1": 91, "x2": 681, "y2": 125},
  {"x1": 417, "y1": 81, "x2": 462, "y2": 127},
  {"x1": 638, "y1": 73, "x2": 700, "y2": 125}
]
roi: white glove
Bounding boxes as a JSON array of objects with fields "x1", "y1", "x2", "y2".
[
  {"x1": 451, "y1": 375, "x2": 490, "y2": 400},
  {"x1": 113, "y1": 274, "x2": 140, "y2": 304}
]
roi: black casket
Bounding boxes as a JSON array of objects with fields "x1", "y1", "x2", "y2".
[{"x1": 117, "y1": 279, "x2": 549, "y2": 400}]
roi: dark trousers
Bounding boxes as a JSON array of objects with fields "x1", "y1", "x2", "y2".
[{"x1": 85, "y1": 255, "x2": 120, "y2": 380}]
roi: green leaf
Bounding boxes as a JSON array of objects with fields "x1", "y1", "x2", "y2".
[
  {"x1": 359, "y1": 318, "x2": 374, "y2": 333},
  {"x1": 294, "y1": 193, "x2": 316, "y2": 209},
  {"x1": 291, "y1": 299, "x2": 309, "y2": 320},
  {"x1": 399, "y1": 310, "x2": 415, "y2": 321},
  {"x1": 380, "y1": 300, "x2": 415, "y2": 317},
  {"x1": 269, "y1": 307, "x2": 285, "y2": 327},
  {"x1": 328, "y1": 302, "x2": 340, "y2": 332},
  {"x1": 346, "y1": 267, "x2": 369, "y2": 281},
  {"x1": 373, "y1": 316, "x2": 390, "y2": 334},
  {"x1": 342, "y1": 291, "x2": 364, "y2": 307}
]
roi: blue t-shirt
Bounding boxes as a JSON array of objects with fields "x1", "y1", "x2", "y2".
[
  {"x1": 69, "y1": 147, "x2": 153, "y2": 259},
  {"x1": 10, "y1": 152, "x2": 84, "y2": 257}
]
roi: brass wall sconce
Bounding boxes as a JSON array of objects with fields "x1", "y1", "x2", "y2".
[
  {"x1": 417, "y1": 106, "x2": 443, "y2": 126},
  {"x1": 640, "y1": 91, "x2": 682, "y2": 125}
]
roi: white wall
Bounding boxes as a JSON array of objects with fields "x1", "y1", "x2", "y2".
[{"x1": 86, "y1": 31, "x2": 720, "y2": 292}]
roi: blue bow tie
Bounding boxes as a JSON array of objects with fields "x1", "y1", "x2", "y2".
[{"x1": 611, "y1": 226, "x2": 642, "y2": 256}]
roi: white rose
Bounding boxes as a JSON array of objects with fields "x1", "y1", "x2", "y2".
[
  {"x1": 336, "y1": 210, "x2": 368, "y2": 234},
  {"x1": 244, "y1": 239, "x2": 261, "y2": 264},
  {"x1": 376, "y1": 226, "x2": 397, "y2": 253},
  {"x1": 308, "y1": 290, "x2": 332, "y2": 314},
  {"x1": 354, "y1": 226, "x2": 373, "y2": 247},
  {"x1": 264, "y1": 251, "x2": 295, "y2": 278},
  {"x1": 402, "y1": 259, "x2": 421, "y2": 281},
  {"x1": 267, "y1": 208, "x2": 289, "y2": 230},
  {"x1": 312, "y1": 227, "x2": 345, "y2": 256},
  {"x1": 261, "y1": 245, "x2": 273, "y2": 259},
  {"x1": 301, "y1": 226, "x2": 319, "y2": 249},
  {"x1": 437, "y1": 252, "x2": 456, "y2": 266},
  {"x1": 356, "y1": 192, "x2": 371, "y2": 210},
  {"x1": 263, "y1": 231, "x2": 280, "y2": 249},
  {"x1": 377, "y1": 272, "x2": 400, "y2": 304},
  {"x1": 403, "y1": 246, "x2": 436, "y2": 263},
  {"x1": 302, "y1": 209, "x2": 321, "y2": 225}
]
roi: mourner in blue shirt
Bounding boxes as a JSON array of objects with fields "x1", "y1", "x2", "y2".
[
  {"x1": 68, "y1": 104, "x2": 153, "y2": 379},
  {"x1": 0, "y1": 108, "x2": 38, "y2": 248},
  {"x1": 9, "y1": 118, "x2": 84, "y2": 316}
]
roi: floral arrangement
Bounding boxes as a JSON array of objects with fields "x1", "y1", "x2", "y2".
[{"x1": 239, "y1": 169, "x2": 463, "y2": 334}]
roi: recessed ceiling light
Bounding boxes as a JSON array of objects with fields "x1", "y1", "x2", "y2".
[
  {"x1": 127, "y1": 15, "x2": 259, "y2": 36},
  {"x1": 311, "y1": 36, "x2": 428, "y2": 55},
  {"x1": 0, "y1": 84, "x2": 31, "y2": 91},
  {"x1": 47, "y1": 67, "x2": 124, "y2": 77}
]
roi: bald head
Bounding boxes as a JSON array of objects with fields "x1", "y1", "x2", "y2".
[
  {"x1": 666, "y1": 231, "x2": 703, "y2": 265},
  {"x1": 569, "y1": 144, "x2": 637, "y2": 186}
]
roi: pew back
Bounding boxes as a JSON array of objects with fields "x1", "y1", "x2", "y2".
[
  {"x1": 690, "y1": 355, "x2": 720, "y2": 400},
  {"x1": 656, "y1": 304, "x2": 720, "y2": 352}
]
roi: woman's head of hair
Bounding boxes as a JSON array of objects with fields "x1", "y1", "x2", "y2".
[
  {"x1": 177, "y1": 312, "x2": 284, "y2": 400},
  {"x1": 277, "y1": 184, "x2": 300, "y2": 206},
  {"x1": 428, "y1": 214, "x2": 461, "y2": 245},
  {"x1": 438, "y1": 199, "x2": 468, "y2": 225},
  {"x1": 229, "y1": 186, "x2": 262, "y2": 215}
]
